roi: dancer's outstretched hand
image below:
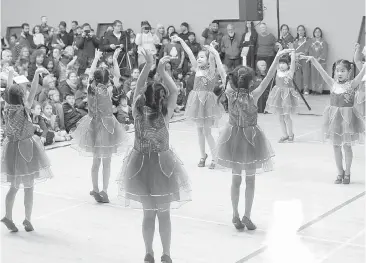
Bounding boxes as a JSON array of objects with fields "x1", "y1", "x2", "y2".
[
  {"x1": 299, "y1": 55, "x2": 312, "y2": 63},
  {"x1": 277, "y1": 48, "x2": 294, "y2": 57},
  {"x1": 171, "y1": 35, "x2": 182, "y2": 43},
  {"x1": 95, "y1": 49, "x2": 103, "y2": 60},
  {"x1": 157, "y1": 56, "x2": 171, "y2": 74},
  {"x1": 113, "y1": 48, "x2": 121, "y2": 60},
  {"x1": 140, "y1": 48, "x2": 154, "y2": 64}
]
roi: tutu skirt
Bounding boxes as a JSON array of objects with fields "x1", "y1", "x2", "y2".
[
  {"x1": 217, "y1": 124, "x2": 275, "y2": 172},
  {"x1": 71, "y1": 115, "x2": 129, "y2": 158},
  {"x1": 1, "y1": 136, "x2": 53, "y2": 188},
  {"x1": 354, "y1": 90, "x2": 365, "y2": 118},
  {"x1": 323, "y1": 106, "x2": 365, "y2": 146},
  {"x1": 265, "y1": 86, "x2": 300, "y2": 115},
  {"x1": 185, "y1": 90, "x2": 223, "y2": 127},
  {"x1": 116, "y1": 148, "x2": 192, "y2": 211}
]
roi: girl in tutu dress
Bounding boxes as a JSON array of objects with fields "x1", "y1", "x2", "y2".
[
  {"x1": 265, "y1": 50, "x2": 300, "y2": 143},
  {"x1": 71, "y1": 49, "x2": 129, "y2": 203},
  {"x1": 116, "y1": 49, "x2": 191, "y2": 263},
  {"x1": 353, "y1": 44, "x2": 365, "y2": 118},
  {"x1": 173, "y1": 35, "x2": 224, "y2": 169},
  {"x1": 1, "y1": 67, "x2": 52, "y2": 232},
  {"x1": 301, "y1": 55, "x2": 365, "y2": 184},
  {"x1": 216, "y1": 49, "x2": 294, "y2": 230}
]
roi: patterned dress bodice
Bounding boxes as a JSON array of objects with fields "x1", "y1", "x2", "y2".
[
  {"x1": 88, "y1": 85, "x2": 113, "y2": 119},
  {"x1": 330, "y1": 82, "x2": 355, "y2": 107},
  {"x1": 227, "y1": 91, "x2": 258, "y2": 128},
  {"x1": 193, "y1": 75, "x2": 215, "y2": 92},
  {"x1": 134, "y1": 106, "x2": 169, "y2": 154},
  {"x1": 4, "y1": 104, "x2": 34, "y2": 141},
  {"x1": 275, "y1": 71, "x2": 294, "y2": 88}
]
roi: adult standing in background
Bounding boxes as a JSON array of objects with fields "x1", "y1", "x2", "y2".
[
  {"x1": 278, "y1": 24, "x2": 294, "y2": 49},
  {"x1": 202, "y1": 20, "x2": 223, "y2": 52},
  {"x1": 293, "y1": 25, "x2": 311, "y2": 94},
  {"x1": 221, "y1": 24, "x2": 242, "y2": 71},
  {"x1": 308, "y1": 27, "x2": 328, "y2": 94},
  {"x1": 239, "y1": 21, "x2": 258, "y2": 68},
  {"x1": 40, "y1": 16, "x2": 51, "y2": 39},
  {"x1": 101, "y1": 20, "x2": 132, "y2": 77},
  {"x1": 256, "y1": 23, "x2": 277, "y2": 68}
]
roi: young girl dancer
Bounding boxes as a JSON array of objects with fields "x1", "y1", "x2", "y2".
[
  {"x1": 71, "y1": 49, "x2": 128, "y2": 203},
  {"x1": 301, "y1": 55, "x2": 365, "y2": 184},
  {"x1": 265, "y1": 50, "x2": 300, "y2": 143},
  {"x1": 216, "y1": 49, "x2": 293, "y2": 230},
  {"x1": 1, "y1": 67, "x2": 52, "y2": 232},
  {"x1": 116, "y1": 49, "x2": 191, "y2": 263},
  {"x1": 354, "y1": 44, "x2": 365, "y2": 118},
  {"x1": 174, "y1": 35, "x2": 224, "y2": 168}
]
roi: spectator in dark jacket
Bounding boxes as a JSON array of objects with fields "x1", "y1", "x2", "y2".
[
  {"x1": 62, "y1": 93, "x2": 86, "y2": 133},
  {"x1": 19, "y1": 23, "x2": 37, "y2": 52},
  {"x1": 202, "y1": 20, "x2": 223, "y2": 51},
  {"x1": 101, "y1": 20, "x2": 133, "y2": 77},
  {"x1": 57, "y1": 21, "x2": 73, "y2": 48},
  {"x1": 59, "y1": 71, "x2": 78, "y2": 101},
  {"x1": 75, "y1": 23, "x2": 99, "y2": 74},
  {"x1": 187, "y1": 32, "x2": 201, "y2": 58}
]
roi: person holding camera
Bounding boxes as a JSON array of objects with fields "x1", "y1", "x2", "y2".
[
  {"x1": 135, "y1": 21, "x2": 160, "y2": 67},
  {"x1": 75, "y1": 23, "x2": 100, "y2": 74},
  {"x1": 101, "y1": 20, "x2": 132, "y2": 78}
]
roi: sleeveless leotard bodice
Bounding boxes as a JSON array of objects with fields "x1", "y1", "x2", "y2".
[
  {"x1": 275, "y1": 71, "x2": 294, "y2": 88},
  {"x1": 330, "y1": 82, "x2": 355, "y2": 107},
  {"x1": 4, "y1": 104, "x2": 34, "y2": 141},
  {"x1": 227, "y1": 91, "x2": 258, "y2": 128},
  {"x1": 134, "y1": 106, "x2": 169, "y2": 154},
  {"x1": 192, "y1": 75, "x2": 215, "y2": 92},
  {"x1": 88, "y1": 85, "x2": 114, "y2": 118}
]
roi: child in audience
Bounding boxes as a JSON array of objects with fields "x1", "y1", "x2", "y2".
[
  {"x1": 40, "y1": 101, "x2": 70, "y2": 144},
  {"x1": 15, "y1": 58, "x2": 29, "y2": 77},
  {"x1": 123, "y1": 68, "x2": 140, "y2": 93},
  {"x1": 48, "y1": 89, "x2": 65, "y2": 130},
  {"x1": 62, "y1": 93, "x2": 86, "y2": 133},
  {"x1": 164, "y1": 32, "x2": 185, "y2": 71},
  {"x1": 75, "y1": 74, "x2": 89, "y2": 114},
  {"x1": 114, "y1": 93, "x2": 133, "y2": 130}
]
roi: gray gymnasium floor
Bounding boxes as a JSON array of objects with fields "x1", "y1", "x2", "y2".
[{"x1": 1, "y1": 95, "x2": 365, "y2": 263}]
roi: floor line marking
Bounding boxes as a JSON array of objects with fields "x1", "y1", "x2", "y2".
[
  {"x1": 316, "y1": 228, "x2": 365, "y2": 263},
  {"x1": 2, "y1": 188, "x2": 364, "y2": 249},
  {"x1": 33, "y1": 202, "x2": 88, "y2": 220},
  {"x1": 235, "y1": 191, "x2": 365, "y2": 263}
]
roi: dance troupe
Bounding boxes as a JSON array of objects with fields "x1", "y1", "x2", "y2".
[{"x1": 1, "y1": 32, "x2": 365, "y2": 262}]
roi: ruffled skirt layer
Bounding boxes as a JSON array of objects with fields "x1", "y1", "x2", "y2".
[
  {"x1": 265, "y1": 86, "x2": 300, "y2": 115},
  {"x1": 216, "y1": 124, "x2": 274, "y2": 172},
  {"x1": 71, "y1": 115, "x2": 129, "y2": 158},
  {"x1": 185, "y1": 90, "x2": 223, "y2": 127},
  {"x1": 323, "y1": 106, "x2": 365, "y2": 146},
  {"x1": 1, "y1": 136, "x2": 53, "y2": 188},
  {"x1": 116, "y1": 148, "x2": 192, "y2": 211}
]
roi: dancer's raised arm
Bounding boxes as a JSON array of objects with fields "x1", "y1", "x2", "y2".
[
  {"x1": 301, "y1": 55, "x2": 334, "y2": 87},
  {"x1": 288, "y1": 50, "x2": 296, "y2": 79},
  {"x1": 208, "y1": 43, "x2": 226, "y2": 81},
  {"x1": 134, "y1": 48, "x2": 153, "y2": 102},
  {"x1": 158, "y1": 56, "x2": 179, "y2": 120},
  {"x1": 171, "y1": 35, "x2": 198, "y2": 69},
  {"x1": 89, "y1": 49, "x2": 103, "y2": 78},
  {"x1": 252, "y1": 49, "x2": 293, "y2": 102},
  {"x1": 351, "y1": 61, "x2": 366, "y2": 89},
  {"x1": 25, "y1": 67, "x2": 49, "y2": 109}
]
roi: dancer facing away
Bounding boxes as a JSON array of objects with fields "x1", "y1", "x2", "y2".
[
  {"x1": 116, "y1": 49, "x2": 191, "y2": 263},
  {"x1": 265, "y1": 49, "x2": 300, "y2": 143},
  {"x1": 1, "y1": 67, "x2": 53, "y2": 232},
  {"x1": 216, "y1": 49, "x2": 294, "y2": 230},
  {"x1": 354, "y1": 43, "x2": 365, "y2": 118},
  {"x1": 301, "y1": 55, "x2": 365, "y2": 184},
  {"x1": 71, "y1": 48, "x2": 129, "y2": 203},
  {"x1": 174, "y1": 35, "x2": 224, "y2": 169}
]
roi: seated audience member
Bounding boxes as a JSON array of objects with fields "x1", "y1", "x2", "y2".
[
  {"x1": 62, "y1": 93, "x2": 86, "y2": 133},
  {"x1": 113, "y1": 92, "x2": 133, "y2": 130},
  {"x1": 48, "y1": 89, "x2": 65, "y2": 129},
  {"x1": 59, "y1": 71, "x2": 79, "y2": 101},
  {"x1": 75, "y1": 74, "x2": 89, "y2": 114}
]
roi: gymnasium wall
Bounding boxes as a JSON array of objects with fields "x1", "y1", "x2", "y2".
[{"x1": 1, "y1": 0, "x2": 365, "y2": 86}]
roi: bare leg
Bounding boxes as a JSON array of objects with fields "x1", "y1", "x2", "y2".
[
  {"x1": 157, "y1": 209, "x2": 171, "y2": 256},
  {"x1": 284, "y1": 114, "x2": 294, "y2": 136},
  {"x1": 5, "y1": 187, "x2": 18, "y2": 220},
  {"x1": 142, "y1": 206, "x2": 157, "y2": 257},
  {"x1": 196, "y1": 126, "x2": 206, "y2": 158},
  {"x1": 244, "y1": 170, "x2": 256, "y2": 219},
  {"x1": 24, "y1": 187, "x2": 34, "y2": 221},
  {"x1": 203, "y1": 125, "x2": 217, "y2": 159},
  {"x1": 102, "y1": 157, "x2": 111, "y2": 193},
  {"x1": 279, "y1": 115, "x2": 288, "y2": 137},
  {"x1": 91, "y1": 157, "x2": 102, "y2": 192},
  {"x1": 333, "y1": 145, "x2": 344, "y2": 175},
  {"x1": 231, "y1": 169, "x2": 242, "y2": 218},
  {"x1": 343, "y1": 145, "x2": 353, "y2": 175}
]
